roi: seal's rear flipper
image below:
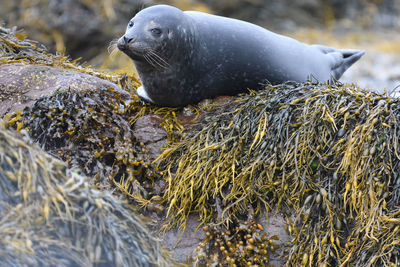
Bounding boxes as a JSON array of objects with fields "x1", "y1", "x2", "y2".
[
  {"x1": 313, "y1": 45, "x2": 365, "y2": 81},
  {"x1": 333, "y1": 49, "x2": 365, "y2": 80}
]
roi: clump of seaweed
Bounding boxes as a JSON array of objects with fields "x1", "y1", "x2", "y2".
[
  {"x1": 158, "y1": 81, "x2": 400, "y2": 266},
  {"x1": 16, "y1": 88, "x2": 144, "y2": 178},
  {"x1": 0, "y1": 120, "x2": 172, "y2": 266},
  {"x1": 193, "y1": 219, "x2": 279, "y2": 266},
  {"x1": 4, "y1": 86, "x2": 190, "y2": 207}
]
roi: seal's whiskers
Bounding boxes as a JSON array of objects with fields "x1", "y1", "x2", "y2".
[
  {"x1": 146, "y1": 50, "x2": 170, "y2": 69},
  {"x1": 107, "y1": 40, "x2": 121, "y2": 59},
  {"x1": 107, "y1": 39, "x2": 118, "y2": 54},
  {"x1": 143, "y1": 54, "x2": 159, "y2": 69},
  {"x1": 149, "y1": 50, "x2": 170, "y2": 67}
]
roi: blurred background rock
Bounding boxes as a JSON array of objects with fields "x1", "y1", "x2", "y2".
[{"x1": 2, "y1": 0, "x2": 400, "y2": 93}]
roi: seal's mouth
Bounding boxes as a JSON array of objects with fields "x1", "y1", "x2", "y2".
[
  {"x1": 117, "y1": 37, "x2": 134, "y2": 53},
  {"x1": 117, "y1": 36, "x2": 170, "y2": 69},
  {"x1": 117, "y1": 37, "x2": 146, "y2": 61}
]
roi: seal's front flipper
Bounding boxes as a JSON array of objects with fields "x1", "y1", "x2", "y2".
[{"x1": 137, "y1": 86, "x2": 154, "y2": 104}]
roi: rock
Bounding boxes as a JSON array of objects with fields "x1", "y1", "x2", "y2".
[
  {"x1": 257, "y1": 212, "x2": 292, "y2": 266},
  {"x1": 133, "y1": 115, "x2": 167, "y2": 161},
  {"x1": 0, "y1": 64, "x2": 132, "y2": 116},
  {"x1": 197, "y1": 0, "x2": 400, "y2": 30},
  {"x1": 158, "y1": 214, "x2": 206, "y2": 263},
  {"x1": 156, "y1": 211, "x2": 291, "y2": 264}
]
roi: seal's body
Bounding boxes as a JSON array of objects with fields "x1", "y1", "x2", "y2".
[{"x1": 118, "y1": 5, "x2": 364, "y2": 107}]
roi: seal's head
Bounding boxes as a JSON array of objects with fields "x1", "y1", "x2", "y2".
[{"x1": 118, "y1": 5, "x2": 188, "y2": 69}]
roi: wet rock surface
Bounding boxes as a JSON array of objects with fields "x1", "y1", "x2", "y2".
[{"x1": 158, "y1": 212, "x2": 290, "y2": 265}]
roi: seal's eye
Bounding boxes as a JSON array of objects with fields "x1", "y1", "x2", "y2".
[
  {"x1": 150, "y1": 28, "x2": 162, "y2": 35},
  {"x1": 128, "y1": 21, "x2": 134, "y2": 28}
]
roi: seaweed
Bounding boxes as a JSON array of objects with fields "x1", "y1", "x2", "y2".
[
  {"x1": 193, "y1": 217, "x2": 280, "y2": 266},
  {"x1": 0, "y1": 121, "x2": 172, "y2": 266},
  {"x1": 157, "y1": 81, "x2": 400, "y2": 266}
]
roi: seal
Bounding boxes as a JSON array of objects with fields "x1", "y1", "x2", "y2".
[{"x1": 117, "y1": 4, "x2": 365, "y2": 107}]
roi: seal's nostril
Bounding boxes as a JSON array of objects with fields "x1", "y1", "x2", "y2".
[{"x1": 124, "y1": 36, "x2": 134, "y2": 44}]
